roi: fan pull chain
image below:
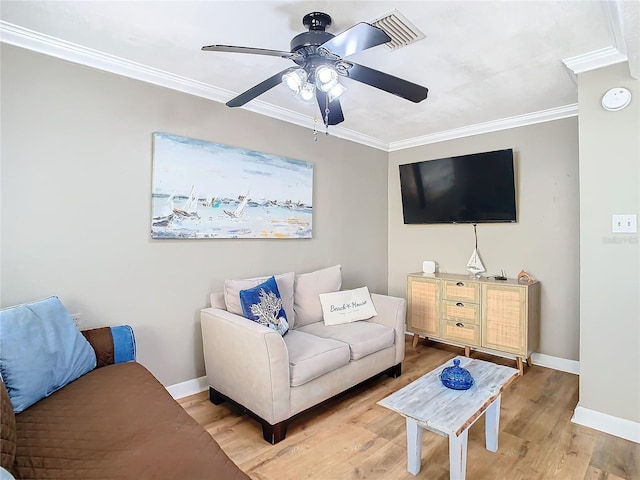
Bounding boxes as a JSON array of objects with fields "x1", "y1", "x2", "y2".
[
  {"x1": 324, "y1": 95, "x2": 330, "y2": 136},
  {"x1": 325, "y1": 108, "x2": 330, "y2": 136},
  {"x1": 313, "y1": 117, "x2": 318, "y2": 142}
]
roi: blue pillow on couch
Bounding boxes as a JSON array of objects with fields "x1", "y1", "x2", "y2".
[
  {"x1": 239, "y1": 276, "x2": 289, "y2": 336},
  {"x1": 0, "y1": 296, "x2": 96, "y2": 412}
]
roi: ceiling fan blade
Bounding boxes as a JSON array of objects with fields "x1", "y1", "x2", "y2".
[
  {"x1": 315, "y1": 90, "x2": 344, "y2": 126},
  {"x1": 345, "y1": 63, "x2": 428, "y2": 103},
  {"x1": 320, "y1": 23, "x2": 391, "y2": 58},
  {"x1": 226, "y1": 67, "x2": 297, "y2": 107},
  {"x1": 202, "y1": 44, "x2": 294, "y2": 59}
]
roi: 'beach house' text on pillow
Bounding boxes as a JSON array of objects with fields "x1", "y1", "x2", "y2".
[{"x1": 319, "y1": 287, "x2": 378, "y2": 326}]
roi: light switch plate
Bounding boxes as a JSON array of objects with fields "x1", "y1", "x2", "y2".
[{"x1": 612, "y1": 214, "x2": 637, "y2": 233}]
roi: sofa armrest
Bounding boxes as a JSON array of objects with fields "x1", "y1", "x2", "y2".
[
  {"x1": 368, "y1": 294, "x2": 406, "y2": 365},
  {"x1": 81, "y1": 325, "x2": 136, "y2": 368},
  {"x1": 200, "y1": 308, "x2": 291, "y2": 425}
]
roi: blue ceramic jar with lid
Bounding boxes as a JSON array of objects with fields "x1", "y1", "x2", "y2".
[{"x1": 439, "y1": 358, "x2": 475, "y2": 390}]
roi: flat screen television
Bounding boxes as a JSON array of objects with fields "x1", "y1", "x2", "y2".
[{"x1": 399, "y1": 149, "x2": 516, "y2": 224}]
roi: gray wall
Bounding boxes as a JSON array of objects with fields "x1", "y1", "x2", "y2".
[
  {"x1": 388, "y1": 119, "x2": 581, "y2": 361},
  {"x1": 0, "y1": 45, "x2": 389, "y2": 386},
  {"x1": 577, "y1": 62, "x2": 639, "y2": 423}
]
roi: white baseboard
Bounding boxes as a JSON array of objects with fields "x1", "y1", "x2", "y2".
[
  {"x1": 530, "y1": 353, "x2": 580, "y2": 375},
  {"x1": 572, "y1": 406, "x2": 640, "y2": 443},
  {"x1": 166, "y1": 376, "x2": 208, "y2": 399},
  {"x1": 405, "y1": 332, "x2": 580, "y2": 375}
]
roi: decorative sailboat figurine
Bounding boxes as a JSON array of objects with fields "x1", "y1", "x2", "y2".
[{"x1": 466, "y1": 248, "x2": 485, "y2": 277}]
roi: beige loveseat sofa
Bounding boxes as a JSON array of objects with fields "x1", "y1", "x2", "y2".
[{"x1": 200, "y1": 265, "x2": 406, "y2": 444}]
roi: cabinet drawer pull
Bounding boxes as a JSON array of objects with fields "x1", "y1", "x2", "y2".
[
  {"x1": 456, "y1": 322, "x2": 464, "y2": 327},
  {"x1": 456, "y1": 302, "x2": 464, "y2": 307},
  {"x1": 456, "y1": 282, "x2": 464, "y2": 286}
]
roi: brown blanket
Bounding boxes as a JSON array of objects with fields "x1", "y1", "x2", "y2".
[{"x1": 13, "y1": 362, "x2": 249, "y2": 480}]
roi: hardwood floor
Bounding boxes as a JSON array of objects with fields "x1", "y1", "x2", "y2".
[{"x1": 179, "y1": 337, "x2": 639, "y2": 480}]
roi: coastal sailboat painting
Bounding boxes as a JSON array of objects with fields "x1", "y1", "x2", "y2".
[{"x1": 151, "y1": 132, "x2": 313, "y2": 239}]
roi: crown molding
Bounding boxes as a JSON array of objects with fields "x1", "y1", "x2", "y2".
[
  {"x1": 0, "y1": 21, "x2": 388, "y2": 151},
  {"x1": 562, "y1": 45, "x2": 627, "y2": 75},
  {"x1": 0, "y1": 21, "x2": 232, "y2": 103},
  {"x1": 241, "y1": 101, "x2": 390, "y2": 150},
  {"x1": 0, "y1": 21, "x2": 587, "y2": 153},
  {"x1": 388, "y1": 104, "x2": 579, "y2": 151},
  {"x1": 602, "y1": 0, "x2": 628, "y2": 57}
]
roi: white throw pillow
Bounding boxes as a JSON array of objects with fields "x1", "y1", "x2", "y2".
[
  {"x1": 224, "y1": 272, "x2": 295, "y2": 326},
  {"x1": 209, "y1": 292, "x2": 226, "y2": 309},
  {"x1": 319, "y1": 287, "x2": 378, "y2": 326},
  {"x1": 294, "y1": 265, "x2": 342, "y2": 327}
]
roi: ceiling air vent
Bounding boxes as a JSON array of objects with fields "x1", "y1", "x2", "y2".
[{"x1": 371, "y1": 9, "x2": 426, "y2": 50}]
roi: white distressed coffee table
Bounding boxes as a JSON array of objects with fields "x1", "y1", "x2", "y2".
[{"x1": 378, "y1": 356, "x2": 519, "y2": 479}]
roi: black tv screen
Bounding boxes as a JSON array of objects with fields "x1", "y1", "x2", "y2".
[{"x1": 399, "y1": 149, "x2": 516, "y2": 224}]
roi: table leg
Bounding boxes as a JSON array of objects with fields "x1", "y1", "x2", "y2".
[
  {"x1": 406, "y1": 417, "x2": 423, "y2": 475},
  {"x1": 485, "y1": 395, "x2": 501, "y2": 452},
  {"x1": 449, "y1": 428, "x2": 469, "y2": 480},
  {"x1": 412, "y1": 334, "x2": 420, "y2": 348}
]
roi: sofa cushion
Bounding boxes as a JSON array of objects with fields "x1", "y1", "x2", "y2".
[
  {"x1": 297, "y1": 321, "x2": 395, "y2": 361},
  {"x1": 11, "y1": 362, "x2": 250, "y2": 480},
  {"x1": 224, "y1": 272, "x2": 295, "y2": 326},
  {"x1": 210, "y1": 292, "x2": 226, "y2": 309},
  {"x1": 293, "y1": 265, "x2": 342, "y2": 328},
  {"x1": 283, "y1": 330, "x2": 350, "y2": 387},
  {"x1": 0, "y1": 296, "x2": 96, "y2": 413},
  {"x1": 0, "y1": 380, "x2": 16, "y2": 475},
  {"x1": 239, "y1": 276, "x2": 289, "y2": 336},
  {"x1": 319, "y1": 286, "x2": 377, "y2": 326}
]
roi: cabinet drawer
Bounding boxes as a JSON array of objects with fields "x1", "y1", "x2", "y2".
[
  {"x1": 441, "y1": 300, "x2": 479, "y2": 324},
  {"x1": 442, "y1": 320, "x2": 480, "y2": 346},
  {"x1": 442, "y1": 280, "x2": 479, "y2": 303}
]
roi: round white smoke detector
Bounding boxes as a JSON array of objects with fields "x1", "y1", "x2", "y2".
[{"x1": 601, "y1": 87, "x2": 632, "y2": 111}]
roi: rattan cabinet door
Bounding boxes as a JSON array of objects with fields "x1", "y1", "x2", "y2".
[
  {"x1": 481, "y1": 284, "x2": 526, "y2": 355},
  {"x1": 407, "y1": 276, "x2": 440, "y2": 337}
]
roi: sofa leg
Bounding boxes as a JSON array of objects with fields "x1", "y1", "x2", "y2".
[
  {"x1": 387, "y1": 363, "x2": 402, "y2": 378},
  {"x1": 261, "y1": 420, "x2": 288, "y2": 444},
  {"x1": 208, "y1": 387, "x2": 226, "y2": 405}
]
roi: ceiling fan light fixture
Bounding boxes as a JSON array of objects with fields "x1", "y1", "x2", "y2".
[
  {"x1": 297, "y1": 82, "x2": 316, "y2": 102},
  {"x1": 315, "y1": 65, "x2": 339, "y2": 92},
  {"x1": 327, "y1": 82, "x2": 346, "y2": 102},
  {"x1": 283, "y1": 68, "x2": 307, "y2": 93},
  {"x1": 204, "y1": 11, "x2": 429, "y2": 127}
]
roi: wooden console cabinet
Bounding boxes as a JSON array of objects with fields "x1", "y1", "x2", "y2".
[{"x1": 407, "y1": 272, "x2": 540, "y2": 374}]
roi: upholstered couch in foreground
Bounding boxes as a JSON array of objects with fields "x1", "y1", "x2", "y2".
[
  {"x1": 201, "y1": 265, "x2": 406, "y2": 444},
  {"x1": 0, "y1": 298, "x2": 248, "y2": 480}
]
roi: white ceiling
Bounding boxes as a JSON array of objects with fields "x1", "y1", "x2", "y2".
[{"x1": 1, "y1": 1, "x2": 638, "y2": 150}]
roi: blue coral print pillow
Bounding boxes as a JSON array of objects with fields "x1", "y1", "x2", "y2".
[{"x1": 239, "y1": 276, "x2": 289, "y2": 336}]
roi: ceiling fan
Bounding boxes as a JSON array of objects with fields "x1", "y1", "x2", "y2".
[{"x1": 202, "y1": 12, "x2": 429, "y2": 127}]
